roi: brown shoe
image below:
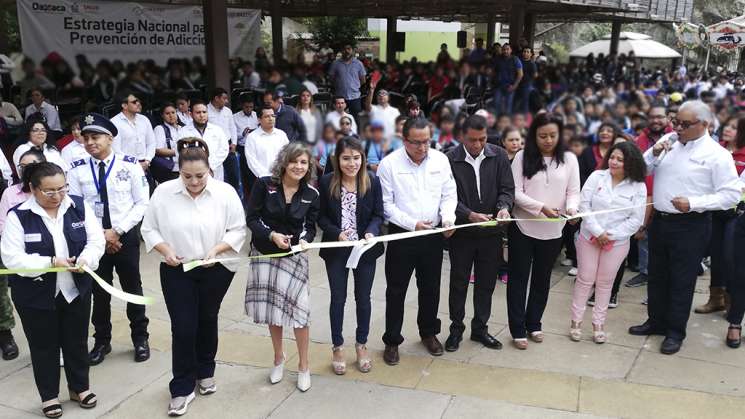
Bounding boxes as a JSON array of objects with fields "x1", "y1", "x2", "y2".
[
  {"x1": 383, "y1": 345, "x2": 399, "y2": 366},
  {"x1": 421, "y1": 336, "x2": 444, "y2": 356},
  {"x1": 694, "y1": 286, "x2": 726, "y2": 314}
]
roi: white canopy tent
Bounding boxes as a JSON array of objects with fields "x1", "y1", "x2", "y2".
[{"x1": 569, "y1": 32, "x2": 682, "y2": 59}]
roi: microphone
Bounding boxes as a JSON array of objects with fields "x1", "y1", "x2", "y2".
[{"x1": 658, "y1": 132, "x2": 678, "y2": 161}]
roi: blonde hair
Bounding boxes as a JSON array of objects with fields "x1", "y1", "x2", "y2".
[{"x1": 270, "y1": 142, "x2": 315, "y2": 185}]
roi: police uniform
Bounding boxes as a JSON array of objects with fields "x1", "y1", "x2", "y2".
[
  {"x1": 0, "y1": 194, "x2": 105, "y2": 403},
  {"x1": 66, "y1": 113, "x2": 150, "y2": 363}
]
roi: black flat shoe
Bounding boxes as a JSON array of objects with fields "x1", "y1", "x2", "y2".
[
  {"x1": 628, "y1": 321, "x2": 665, "y2": 336},
  {"x1": 660, "y1": 337, "x2": 682, "y2": 355},
  {"x1": 69, "y1": 390, "x2": 97, "y2": 409},
  {"x1": 726, "y1": 325, "x2": 742, "y2": 349},
  {"x1": 134, "y1": 341, "x2": 150, "y2": 362},
  {"x1": 0, "y1": 334, "x2": 19, "y2": 360},
  {"x1": 445, "y1": 334, "x2": 461, "y2": 352},
  {"x1": 88, "y1": 343, "x2": 111, "y2": 366},
  {"x1": 471, "y1": 333, "x2": 503, "y2": 350}
]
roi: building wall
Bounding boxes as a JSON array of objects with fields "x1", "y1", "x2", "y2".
[{"x1": 368, "y1": 19, "x2": 463, "y2": 62}]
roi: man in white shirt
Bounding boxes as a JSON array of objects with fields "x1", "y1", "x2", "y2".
[
  {"x1": 366, "y1": 75, "x2": 400, "y2": 141},
  {"x1": 181, "y1": 101, "x2": 230, "y2": 181},
  {"x1": 377, "y1": 117, "x2": 458, "y2": 365},
  {"x1": 325, "y1": 96, "x2": 358, "y2": 134},
  {"x1": 234, "y1": 95, "x2": 259, "y2": 195},
  {"x1": 110, "y1": 90, "x2": 156, "y2": 174},
  {"x1": 244, "y1": 106, "x2": 289, "y2": 179},
  {"x1": 24, "y1": 87, "x2": 61, "y2": 132},
  {"x1": 207, "y1": 87, "x2": 240, "y2": 194},
  {"x1": 629, "y1": 100, "x2": 742, "y2": 355}
]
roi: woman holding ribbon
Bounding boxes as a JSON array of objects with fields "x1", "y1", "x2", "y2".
[
  {"x1": 569, "y1": 141, "x2": 646, "y2": 344},
  {"x1": 0, "y1": 161, "x2": 105, "y2": 418},
  {"x1": 141, "y1": 138, "x2": 246, "y2": 417},
  {"x1": 245, "y1": 142, "x2": 319, "y2": 392},
  {"x1": 318, "y1": 136, "x2": 384, "y2": 375},
  {"x1": 508, "y1": 112, "x2": 580, "y2": 350}
]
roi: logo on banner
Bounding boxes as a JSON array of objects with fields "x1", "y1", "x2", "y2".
[
  {"x1": 32, "y1": 2, "x2": 66, "y2": 12},
  {"x1": 70, "y1": 2, "x2": 79, "y2": 13}
]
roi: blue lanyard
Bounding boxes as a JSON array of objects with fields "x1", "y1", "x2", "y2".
[{"x1": 89, "y1": 155, "x2": 116, "y2": 195}]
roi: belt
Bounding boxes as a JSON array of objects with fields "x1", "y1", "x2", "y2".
[{"x1": 654, "y1": 211, "x2": 708, "y2": 220}]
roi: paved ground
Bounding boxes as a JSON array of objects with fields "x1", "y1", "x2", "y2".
[{"x1": 1, "y1": 246, "x2": 744, "y2": 419}]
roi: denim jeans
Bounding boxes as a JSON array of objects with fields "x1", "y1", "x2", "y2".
[
  {"x1": 325, "y1": 256, "x2": 376, "y2": 347},
  {"x1": 493, "y1": 87, "x2": 515, "y2": 115},
  {"x1": 637, "y1": 234, "x2": 649, "y2": 275}
]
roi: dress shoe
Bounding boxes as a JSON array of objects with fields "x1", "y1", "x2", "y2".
[
  {"x1": 134, "y1": 341, "x2": 150, "y2": 362},
  {"x1": 471, "y1": 333, "x2": 502, "y2": 350},
  {"x1": 0, "y1": 332, "x2": 19, "y2": 360},
  {"x1": 383, "y1": 345, "x2": 399, "y2": 366},
  {"x1": 89, "y1": 343, "x2": 111, "y2": 366},
  {"x1": 421, "y1": 336, "x2": 444, "y2": 356},
  {"x1": 628, "y1": 321, "x2": 665, "y2": 336},
  {"x1": 660, "y1": 337, "x2": 682, "y2": 355},
  {"x1": 445, "y1": 334, "x2": 462, "y2": 352}
]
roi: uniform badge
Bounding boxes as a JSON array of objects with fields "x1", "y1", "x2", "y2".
[
  {"x1": 116, "y1": 169, "x2": 131, "y2": 182},
  {"x1": 84, "y1": 114, "x2": 95, "y2": 125}
]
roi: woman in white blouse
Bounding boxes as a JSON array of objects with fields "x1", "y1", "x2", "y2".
[
  {"x1": 141, "y1": 138, "x2": 246, "y2": 417},
  {"x1": 570, "y1": 141, "x2": 647, "y2": 343},
  {"x1": 295, "y1": 88, "x2": 323, "y2": 145},
  {"x1": 12, "y1": 120, "x2": 66, "y2": 172}
]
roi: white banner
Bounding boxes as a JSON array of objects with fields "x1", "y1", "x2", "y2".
[{"x1": 17, "y1": 0, "x2": 261, "y2": 68}]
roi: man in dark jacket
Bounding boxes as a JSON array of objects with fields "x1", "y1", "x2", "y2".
[
  {"x1": 263, "y1": 90, "x2": 307, "y2": 143},
  {"x1": 445, "y1": 114, "x2": 514, "y2": 351}
]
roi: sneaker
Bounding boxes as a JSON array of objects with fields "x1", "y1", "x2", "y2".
[
  {"x1": 625, "y1": 273, "x2": 648, "y2": 288},
  {"x1": 198, "y1": 377, "x2": 216, "y2": 395},
  {"x1": 641, "y1": 297, "x2": 648, "y2": 305},
  {"x1": 560, "y1": 258, "x2": 573, "y2": 267},
  {"x1": 168, "y1": 392, "x2": 195, "y2": 416},
  {"x1": 499, "y1": 273, "x2": 508, "y2": 284},
  {"x1": 568, "y1": 267, "x2": 578, "y2": 276},
  {"x1": 608, "y1": 294, "x2": 618, "y2": 308},
  {"x1": 587, "y1": 293, "x2": 595, "y2": 306}
]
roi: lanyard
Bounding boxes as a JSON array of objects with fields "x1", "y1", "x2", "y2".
[{"x1": 89, "y1": 155, "x2": 116, "y2": 195}]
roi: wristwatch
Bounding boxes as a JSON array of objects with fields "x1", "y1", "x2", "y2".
[{"x1": 113, "y1": 227, "x2": 125, "y2": 236}]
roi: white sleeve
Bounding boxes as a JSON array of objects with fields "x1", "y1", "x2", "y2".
[
  {"x1": 378, "y1": 157, "x2": 417, "y2": 231},
  {"x1": 115, "y1": 163, "x2": 149, "y2": 233},
  {"x1": 688, "y1": 152, "x2": 743, "y2": 212},
  {"x1": 439, "y1": 158, "x2": 457, "y2": 226},
  {"x1": 0, "y1": 212, "x2": 52, "y2": 276},
  {"x1": 606, "y1": 183, "x2": 647, "y2": 241},
  {"x1": 579, "y1": 172, "x2": 605, "y2": 238},
  {"x1": 244, "y1": 134, "x2": 265, "y2": 177},
  {"x1": 141, "y1": 186, "x2": 165, "y2": 252},
  {"x1": 144, "y1": 119, "x2": 156, "y2": 161},
  {"x1": 153, "y1": 125, "x2": 166, "y2": 149},
  {"x1": 0, "y1": 150, "x2": 12, "y2": 183},
  {"x1": 78, "y1": 201, "x2": 105, "y2": 270}
]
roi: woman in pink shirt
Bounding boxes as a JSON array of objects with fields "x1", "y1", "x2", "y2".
[{"x1": 508, "y1": 112, "x2": 580, "y2": 350}]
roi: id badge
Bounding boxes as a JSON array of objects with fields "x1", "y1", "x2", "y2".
[{"x1": 94, "y1": 201, "x2": 104, "y2": 218}]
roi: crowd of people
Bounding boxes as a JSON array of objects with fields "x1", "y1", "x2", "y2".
[{"x1": 0, "y1": 41, "x2": 745, "y2": 418}]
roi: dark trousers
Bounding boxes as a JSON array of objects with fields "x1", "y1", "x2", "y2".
[
  {"x1": 324, "y1": 255, "x2": 376, "y2": 347},
  {"x1": 236, "y1": 145, "x2": 255, "y2": 203},
  {"x1": 727, "y1": 214, "x2": 745, "y2": 325},
  {"x1": 382, "y1": 226, "x2": 444, "y2": 345},
  {"x1": 647, "y1": 213, "x2": 711, "y2": 340},
  {"x1": 611, "y1": 259, "x2": 626, "y2": 296},
  {"x1": 92, "y1": 231, "x2": 149, "y2": 345},
  {"x1": 161, "y1": 263, "x2": 234, "y2": 397},
  {"x1": 17, "y1": 293, "x2": 91, "y2": 402},
  {"x1": 507, "y1": 224, "x2": 563, "y2": 338},
  {"x1": 562, "y1": 223, "x2": 579, "y2": 266},
  {"x1": 222, "y1": 151, "x2": 242, "y2": 199},
  {"x1": 710, "y1": 210, "x2": 737, "y2": 289},
  {"x1": 347, "y1": 98, "x2": 362, "y2": 120},
  {"x1": 448, "y1": 234, "x2": 501, "y2": 337}
]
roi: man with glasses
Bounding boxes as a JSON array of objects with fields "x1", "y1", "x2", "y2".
[
  {"x1": 628, "y1": 100, "x2": 742, "y2": 355},
  {"x1": 325, "y1": 96, "x2": 358, "y2": 135},
  {"x1": 67, "y1": 112, "x2": 151, "y2": 365},
  {"x1": 377, "y1": 117, "x2": 457, "y2": 365},
  {"x1": 244, "y1": 106, "x2": 289, "y2": 179},
  {"x1": 111, "y1": 90, "x2": 156, "y2": 190}
]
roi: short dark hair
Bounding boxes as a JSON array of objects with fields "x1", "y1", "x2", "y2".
[
  {"x1": 601, "y1": 141, "x2": 646, "y2": 182},
  {"x1": 259, "y1": 106, "x2": 274, "y2": 117},
  {"x1": 210, "y1": 87, "x2": 228, "y2": 100},
  {"x1": 116, "y1": 89, "x2": 135, "y2": 105},
  {"x1": 191, "y1": 99, "x2": 207, "y2": 110},
  {"x1": 23, "y1": 162, "x2": 64, "y2": 193},
  {"x1": 403, "y1": 117, "x2": 430, "y2": 139},
  {"x1": 263, "y1": 90, "x2": 281, "y2": 101},
  {"x1": 522, "y1": 112, "x2": 566, "y2": 179},
  {"x1": 18, "y1": 149, "x2": 47, "y2": 192},
  {"x1": 462, "y1": 115, "x2": 487, "y2": 132},
  {"x1": 160, "y1": 102, "x2": 177, "y2": 114},
  {"x1": 333, "y1": 96, "x2": 346, "y2": 103},
  {"x1": 239, "y1": 93, "x2": 254, "y2": 105}
]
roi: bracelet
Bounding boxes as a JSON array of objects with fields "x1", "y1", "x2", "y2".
[{"x1": 51, "y1": 256, "x2": 56, "y2": 267}]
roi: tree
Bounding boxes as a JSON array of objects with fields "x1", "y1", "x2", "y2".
[{"x1": 300, "y1": 17, "x2": 367, "y2": 53}]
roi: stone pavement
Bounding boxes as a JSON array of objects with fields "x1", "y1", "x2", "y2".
[{"x1": 1, "y1": 247, "x2": 744, "y2": 419}]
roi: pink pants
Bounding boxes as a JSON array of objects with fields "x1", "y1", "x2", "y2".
[{"x1": 571, "y1": 235, "x2": 630, "y2": 325}]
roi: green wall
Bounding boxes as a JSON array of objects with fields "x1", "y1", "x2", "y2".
[{"x1": 369, "y1": 30, "x2": 459, "y2": 62}]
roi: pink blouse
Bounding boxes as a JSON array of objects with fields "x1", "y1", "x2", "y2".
[
  {"x1": 511, "y1": 150, "x2": 581, "y2": 240},
  {"x1": 0, "y1": 184, "x2": 30, "y2": 233}
]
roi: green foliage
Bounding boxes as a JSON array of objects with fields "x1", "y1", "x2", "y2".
[
  {"x1": 544, "y1": 43, "x2": 569, "y2": 63},
  {"x1": 1, "y1": 1, "x2": 21, "y2": 52},
  {"x1": 299, "y1": 17, "x2": 367, "y2": 53},
  {"x1": 580, "y1": 23, "x2": 612, "y2": 44}
]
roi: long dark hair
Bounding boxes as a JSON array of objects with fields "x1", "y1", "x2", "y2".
[
  {"x1": 23, "y1": 119, "x2": 57, "y2": 150},
  {"x1": 522, "y1": 112, "x2": 567, "y2": 179},
  {"x1": 601, "y1": 142, "x2": 646, "y2": 182},
  {"x1": 329, "y1": 136, "x2": 370, "y2": 199}
]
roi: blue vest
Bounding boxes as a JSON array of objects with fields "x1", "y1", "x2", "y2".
[{"x1": 9, "y1": 195, "x2": 90, "y2": 310}]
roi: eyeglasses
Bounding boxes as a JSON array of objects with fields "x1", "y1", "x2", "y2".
[
  {"x1": 39, "y1": 185, "x2": 69, "y2": 198},
  {"x1": 671, "y1": 119, "x2": 700, "y2": 129},
  {"x1": 30, "y1": 128, "x2": 47, "y2": 133},
  {"x1": 405, "y1": 139, "x2": 430, "y2": 148}
]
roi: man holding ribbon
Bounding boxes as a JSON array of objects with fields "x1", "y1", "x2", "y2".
[
  {"x1": 444, "y1": 114, "x2": 514, "y2": 352},
  {"x1": 67, "y1": 113, "x2": 151, "y2": 365},
  {"x1": 377, "y1": 117, "x2": 458, "y2": 365}
]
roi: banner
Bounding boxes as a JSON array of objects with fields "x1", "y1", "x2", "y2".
[{"x1": 17, "y1": 0, "x2": 261, "y2": 69}]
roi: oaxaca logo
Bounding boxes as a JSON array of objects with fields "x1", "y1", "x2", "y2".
[{"x1": 32, "y1": 2, "x2": 66, "y2": 12}]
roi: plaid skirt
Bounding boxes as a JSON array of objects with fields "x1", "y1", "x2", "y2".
[{"x1": 244, "y1": 247, "x2": 310, "y2": 328}]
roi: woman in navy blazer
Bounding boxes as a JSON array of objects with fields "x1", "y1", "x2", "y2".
[{"x1": 318, "y1": 136, "x2": 384, "y2": 375}]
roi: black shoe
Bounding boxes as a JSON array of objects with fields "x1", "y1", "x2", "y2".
[
  {"x1": 383, "y1": 345, "x2": 399, "y2": 366},
  {"x1": 726, "y1": 325, "x2": 742, "y2": 349},
  {"x1": 660, "y1": 337, "x2": 682, "y2": 355},
  {"x1": 89, "y1": 343, "x2": 111, "y2": 366},
  {"x1": 625, "y1": 273, "x2": 648, "y2": 288},
  {"x1": 470, "y1": 332, "x2": 503, "y2": 350},
  {"x1": 608, "y1": 293, "x2": 618, "y2": 309},
  {"x1": 0, "y1": 332, "x2": 19, "y2": 360},
  {"x1": 628, "y1": 321, "x2": 665, "y2": 336},
  {"x1": 134, "y1": 341, "x2": 150, "y2": 362},
  {"x1": 587, "y1": 293, "x2": 595, "y2": 307},
  {"x1": 445, "y1": 334, "x2": 462, "y2": 352}
]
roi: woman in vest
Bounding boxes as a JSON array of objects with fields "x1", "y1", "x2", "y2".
[
  {"x1": 152, "y1": 102, "x2": 184, "y2": 183},
  {"x1": 0, "y1": 162, "x2": 105, "y2": 418}
]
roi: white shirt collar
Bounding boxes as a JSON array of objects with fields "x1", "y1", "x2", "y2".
[
  {"x1": 21, "y1": 195, "x2": 74, "y2": 221},
  {"x1": 174, "y1": 175, "x2": 214, "y2": 198},
  {"x1": 92, "y1": 151, "x2": 114, "y2": 165},
  {"x1": 463, "y1": 145, "x2": 485, "y2": 164}
]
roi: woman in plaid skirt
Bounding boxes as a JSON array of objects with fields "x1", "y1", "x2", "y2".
[{"x1": 245, "y1": 142, "x2": 319, "y2": 392}]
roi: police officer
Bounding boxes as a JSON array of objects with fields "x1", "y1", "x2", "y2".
[{"x1": 67, "y1": 113, "x2": 151, "y2": 365}]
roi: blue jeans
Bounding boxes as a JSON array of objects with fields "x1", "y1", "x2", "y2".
[
  {"x1": 710, "y1": 210, "x2": 737, "y2": 289},
  {"x1": 637, "y1": 234, "x2": 649, "y2": 275},
  {"x1": 515, "y1": 86, "x2": 531, "y2": 114},
  {"x1": 324, "y1": 256, "x2": 376, "y2": 347},
  {"x1": 493, "y1": 87, "x2": 515, "y2": 115}
]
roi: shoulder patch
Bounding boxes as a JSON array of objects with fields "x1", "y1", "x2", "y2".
[
  {"x1": 70, "y1": 159, "x2": 87, "y2": 169},
  {"x1": 122, "y1": 155, "x2": 137, "y2": 164}
]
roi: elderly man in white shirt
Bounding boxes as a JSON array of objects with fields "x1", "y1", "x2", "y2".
[
  {"x1": 24, "y1": 88, "x2": 61, "y2": 132},
  {"x1": 244, "y1": 107, "x2": 289, "y2": 179},
  {"x1": 628, "y1": 100, "x2": 743, "y2": 355},
  {"x1": 181, "y1": 101, "x2": 230, "y2": 181},
  {"x1": 110, "y1": 91, "x2": 156, "y2": 173},
  {"x1": 325, "y1": 96, "x2": 358, "y2": 134},
  {"x1": 377, "y1": 117, "x2": 457, "y2": 365}
]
